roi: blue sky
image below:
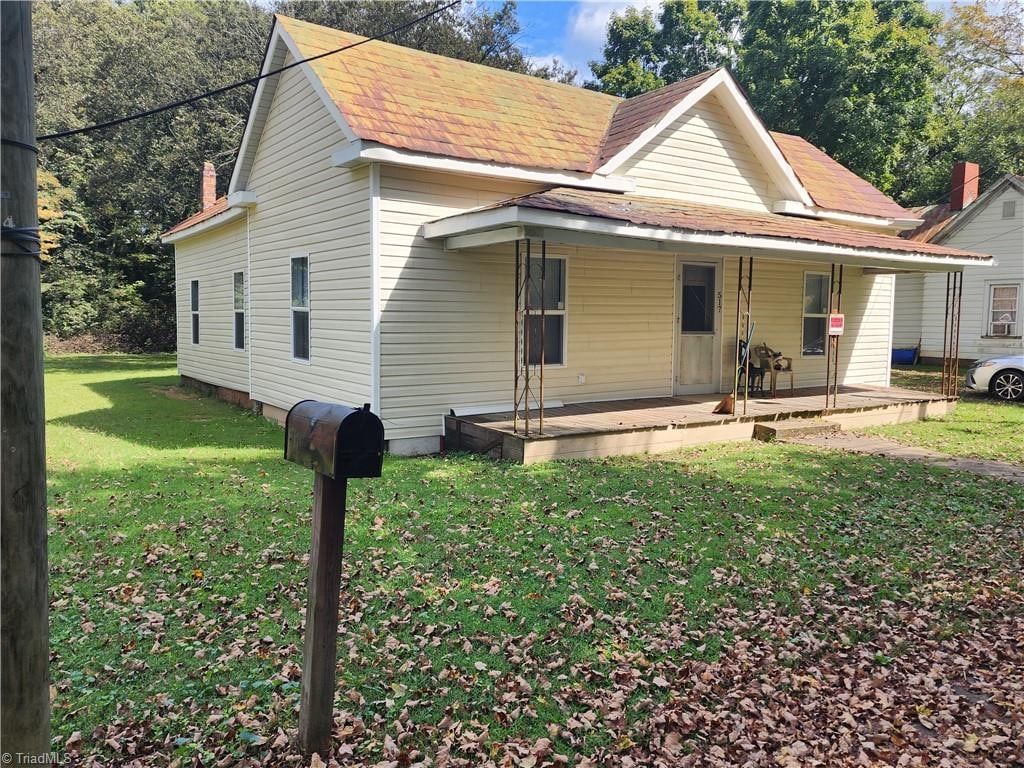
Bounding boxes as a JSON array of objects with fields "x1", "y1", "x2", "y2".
[
  {"x1": 512, "y1": 0, "x2": 659, "y2": 81},
  {"x1": 498, "y1": 0, "x2": 956, "y2": 85}
]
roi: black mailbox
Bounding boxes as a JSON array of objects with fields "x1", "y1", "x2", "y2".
[{"x1": 284, "y1": 401, "x2": 384, "y2": 479}]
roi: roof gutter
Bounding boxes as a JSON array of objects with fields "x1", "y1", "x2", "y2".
[
  {"x1": 772, "y1": 200, "x2": 923, "y2": 232},
  {"x1": 331, "y1": 141, "x2": 637, "y2": 193}
]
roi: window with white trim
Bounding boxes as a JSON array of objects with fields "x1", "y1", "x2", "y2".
[
  {"x1": 190, "y1": 279, "x2": 199, "y2": 345},
  {"x1": 291, "y1": 255, "x2": 310, "y2": 361},
  {"x1": 233, "y1": 271, "x2": 245, "y2": 350},
  {"x1": 525, "y1": 257, "x2": 566, "y2": 366},
  {"x1": 802, "y1": 272, "x2": 830, "y2": 356},
  {"x1": 989, "y1": 283, "x2": 1020, "y2": 337}
]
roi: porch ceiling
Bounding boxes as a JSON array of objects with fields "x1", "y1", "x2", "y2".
[{"x1": 423, "y1": 188, "x2": 990, "y2": 272}]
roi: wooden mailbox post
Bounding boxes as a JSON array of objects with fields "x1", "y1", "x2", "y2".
[{"x1": 284, "y1": 401, "x2": 384, "y2": 758}]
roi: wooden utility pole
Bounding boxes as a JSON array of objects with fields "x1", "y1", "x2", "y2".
[{"x1": 1, "y1": 0, "x2": 51, "y2": 757}]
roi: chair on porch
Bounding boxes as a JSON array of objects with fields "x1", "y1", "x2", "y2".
[
  {"x1": 733, "y1": 325, "x2": 765, "y2": 397},
  {"x1": 754, "y1": 343, "x2": 795, "y2": 398},
  {"x1": 737, "y1": 339, "x2": 766, "y2": 395}
]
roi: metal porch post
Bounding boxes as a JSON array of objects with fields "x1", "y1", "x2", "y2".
[
  {"x1": 831, "y1": 265, "x2": 844, "y2": 409},
  {"x1": 742, "y1": 256, "x2": 753, "y2": 416},
  {"x1": 941, "y1": 272, "x2": 953, "y2": 396},
  {"x1": 538, "y1": 240, "x2": 546, "y2": 434},
  {"x1": 513, "y1": 240, "x2": 521, "y2": 434},
  {"x1": 732, "y1": 256, "x2": 744, "y2": 400}
]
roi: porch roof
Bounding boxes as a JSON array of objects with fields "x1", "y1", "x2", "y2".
[{"x1": 424, "y1": 188, "x2": 990, "y2": 271}]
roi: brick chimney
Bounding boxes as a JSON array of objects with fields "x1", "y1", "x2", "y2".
[
  {"x1": 201, "y1": 161, "x2": 216, "y2": 211},
  {"x1": 950, "y1": 161, "x2": 979, "y2": 212}
]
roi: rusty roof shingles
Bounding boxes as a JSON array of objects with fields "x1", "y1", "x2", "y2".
[
  {"x1": 470, "y1": 188, "x2": 985, "y2": 260},
  {"x1": 278, "y1": 15, "x2": 619, "y2": 172},
  {"x1": 168, "y1": 16, "x2": 926, "y2": 235},
  {"x1": 770, "y1": 132, "x2": 914, "y2": 220},
  {"x1": 162, "y1": 196, "x2": 230, "y2": 237}
]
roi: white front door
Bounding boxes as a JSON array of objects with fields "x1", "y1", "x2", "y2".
[{"x1": 674, "y1": 259, "x2": 722, "y2": 394}]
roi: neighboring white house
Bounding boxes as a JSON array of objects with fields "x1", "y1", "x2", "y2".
[
  {"x1": 894, "y1": 169, "x2": 1024, "y2": 363},
  {"x1": 161, "y1": 15, "x2": 989, "y2": 456}
]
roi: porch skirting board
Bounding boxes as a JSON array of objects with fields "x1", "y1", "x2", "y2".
[{"x1": 445, "y1": 388, "x2": 956, "y2": 464}]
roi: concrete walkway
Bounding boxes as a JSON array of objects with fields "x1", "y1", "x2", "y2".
[{"x1": 787, "y1": 433, "x2": 1024, "y2": 484}]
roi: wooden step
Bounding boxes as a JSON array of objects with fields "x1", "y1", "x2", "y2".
[{"x1": 753, "y1": 419, "x2": 841, "y2": 442}]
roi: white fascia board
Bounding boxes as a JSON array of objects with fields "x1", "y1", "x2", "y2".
[
  {"x1": 229, "y1": 25, "x2": 285, "y2": 195},
  {"x1": 594, "y1": 71, "x2": 815, "y2": 208},
  {"x1": 427, "y1": 206, "x2": 989, "y2": 271},
  {"x1": 276, "y1": 24, "x2": 358, "y2": 143},
  {"x1": 715, "y1": 75, "x2": 814, "y2": 207},
  {"x1": 444, "y1": 226, "x2": 525, "y2": 251},
  {"x1": 228, "y1": 190, "x2": 257, "y2": 208},
  {"x1": 160, "y1": 206, "x2": 246, "y2": 244},
  {"x1": 332, "y1": 142, "x2": 637, "y2": 193},
  {"x1": 772, "y1": 200, "x2": 923, "y2": 232},
  {"x1": 596, "y1": 72, "x2": 721, "y2": 175}
]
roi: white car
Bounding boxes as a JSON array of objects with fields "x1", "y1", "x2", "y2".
[{"x1": 965, "y1": 355, "x2": 1024, "y2": 402}]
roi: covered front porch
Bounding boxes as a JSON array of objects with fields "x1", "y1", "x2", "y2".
[
  {"x1": 423, "y1": 187, "x2": 983, "y2": 462},
  {"x1": 445, "y1": 385, "x2": 955, "y2": 464}
]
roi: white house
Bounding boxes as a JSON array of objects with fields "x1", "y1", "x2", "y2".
[
  {"x1": 162, "y1": 15, "x2": 988, "y2": 461},
  {"x1": 894, "y1": 167, "x2": 1023, "y2": 363}
]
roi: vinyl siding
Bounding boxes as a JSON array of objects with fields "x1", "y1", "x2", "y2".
[
  {"x1": 916, "y1": 185, "x2": 1024, "y2": 360},
  {"x1": 720, "y1": 260, "x2": 894, "y2": 389},
  {"x1": 245, "y1": 55, "x2": 373, "y2": 410},
  {"x1": 892, "y1": 273, "x2": 924, "y2": 347},
  {"x1": 378, "y1": 166, "x2": 677, "y2": 440},
  {"x1": 174, "y1": 217, "x2": 249, "y2": 392},
  {"x1": 619, "y1": 93, "x2": 780, "y2": 212}
]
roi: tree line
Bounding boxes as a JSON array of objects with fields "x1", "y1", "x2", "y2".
[{"x1": 35, "y1": 0, "x2": 1022, "y2": 352}]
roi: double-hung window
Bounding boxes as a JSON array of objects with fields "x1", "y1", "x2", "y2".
[
  {"x1": 190, "y1": 279, "x2": 200, "y2": 345},
  {"x1": 525, "y1": 257, "x2": 566, "y2": 366},
  {"x1": 802, "y1": 273, "x2": 830, "y2": 356},
  {"x1": 233, "y1": 271, "x2": 245, "y2": 350},
  {"x1": 291, "y1": 255, "x2": 310, "y2": 361},
  {"x1": 989, "y1": 284, "x2": 1020, "y2": 337}
]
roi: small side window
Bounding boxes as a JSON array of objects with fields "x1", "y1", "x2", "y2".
[
  {"x1": 291, "y1": 255, "x2": 310, "y2": 361},
  {"x1": 1002, "y1": 200, "x2": 1017, "y2": 219},
  {"x1": 233, "y1": 271, "x2": 245, "y2": 350},
  {"x1": 190, "y1": 279, "x2": 200, "y2": 345}
]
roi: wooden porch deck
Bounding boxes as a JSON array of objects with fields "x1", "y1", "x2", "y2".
[{"x1": 444, "y1": 386, "x2": 955, "y2": 463}]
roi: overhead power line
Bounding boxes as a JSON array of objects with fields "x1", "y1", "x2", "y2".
[{"x1": 37, "y1": 0, "x2": 461, "y2": 143}]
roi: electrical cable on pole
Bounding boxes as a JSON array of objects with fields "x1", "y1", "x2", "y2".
[{"x1": 1, "y1": 0, "x2": 51, "y2": 756}]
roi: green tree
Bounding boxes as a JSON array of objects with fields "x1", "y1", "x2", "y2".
[
  {"x1": 660, "y1": 0, "x2": 746, "y2": 82},
  {"x1": 588, "y1": 1, "x2": 744, "y2": 96},
  {"x1": 588, "y1": 6, "x2": 665, "y2": 96},
  {"x1": 740, "y1": 0, "x2": 941, "y2": 195}
]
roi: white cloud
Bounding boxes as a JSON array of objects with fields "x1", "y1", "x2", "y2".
[{"x1": 559, "y1": 0, "x2": 660, "y2": 78}]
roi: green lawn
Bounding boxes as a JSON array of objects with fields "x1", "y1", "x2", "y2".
[
  {"x1": 47, "y1": 356, "x2": 1024, "y2": 765},
  {"x1": 868, "y1": 364, "x2": 1024, "y2": 465}
]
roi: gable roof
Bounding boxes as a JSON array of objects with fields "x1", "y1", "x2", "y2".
[
  {"x1": 276, "y1": 15, "x2": 902, "y2": 217},
  {"x1": 904, "y1": 174, "x2": 1024, "y2": 244},
  {"x1": 277, "y1": 15, "x2": 620, "y2": 173},
  {"x1": 169, "y1": 15, "x2": 919, "y2": 238},
  {"x1": 770, "y1": 132, "x2": 914, "y2": 220},
  {"x1": 596, "y1": 69, "x2": 720, "y2": 167}
]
